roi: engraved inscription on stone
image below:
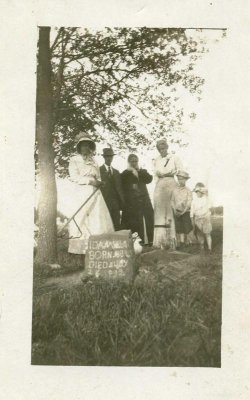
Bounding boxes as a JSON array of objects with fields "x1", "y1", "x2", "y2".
[{"x1": 85, "y1": 230, "x2": 136, "y2": 282}]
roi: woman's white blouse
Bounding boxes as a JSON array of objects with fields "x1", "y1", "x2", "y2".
[
  {"x1": 154, "y1": 154, "x2": 183, "y2": 180},
  {"x1": 69, "y1": 154, "x2": 100, "y2": 185}
]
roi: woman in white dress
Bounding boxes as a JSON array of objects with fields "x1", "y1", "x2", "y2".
[
  {"x1": 153, "y1": 139, "x2": 183, "y2": 249},
  {"x1": 67, "y1": 134, "x2": 114, "y2": 255}
]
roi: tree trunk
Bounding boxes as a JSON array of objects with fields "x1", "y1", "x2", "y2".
[{"x1": 36, "y1": 27, "x2": 57, "y2": 264}]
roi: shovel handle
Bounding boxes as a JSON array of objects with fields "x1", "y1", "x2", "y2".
[{"x1": 57, "y1": 186, "x2": 100, "y2": 236}]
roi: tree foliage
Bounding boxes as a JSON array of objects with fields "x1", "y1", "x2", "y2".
[{"x1": 47, "y1": 27, "x2": 220, "y2": 176}]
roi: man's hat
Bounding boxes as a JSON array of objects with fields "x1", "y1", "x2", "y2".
[
  {"x1": 102, "y1": 148, "x2": 115, "y2": 156},
  {"x1": 176, "y1": 170, "x2": 190, "y2": 179}
]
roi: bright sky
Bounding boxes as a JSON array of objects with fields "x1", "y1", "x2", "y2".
[{"x1": 177, "y1": 29, "x2": 228, "y2": 206}]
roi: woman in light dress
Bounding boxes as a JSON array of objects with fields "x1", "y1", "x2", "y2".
[
  {"x1": 67, "y1": 133, "x2": 114, "y2": 256},
  {"x1": 153, "y1": 139, "x2": 183, "y2": 249}
]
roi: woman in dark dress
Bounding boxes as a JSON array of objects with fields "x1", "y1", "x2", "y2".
[{"x1": 121, "y1": 154, "x2": 154, "y2": 245}]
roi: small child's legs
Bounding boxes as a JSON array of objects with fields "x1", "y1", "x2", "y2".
[
  {"x1": 196, "y1": 231, "x2": 212, "y2": 252},
  {"x1": 196, "y1": 230, "x2": 205, "y2": 250},
  {"x1": 205, "y1": 234, "x2": 212, "y2": 251},
  {"x1": 176, "y1": 233, "x2": 189, "y2": 249},
  {"x1": 175, "y1": 212, "x2": 192, "y2": 249},
  {"x1": 194, "y1": 216, "x2": 212, "y2": 253}
]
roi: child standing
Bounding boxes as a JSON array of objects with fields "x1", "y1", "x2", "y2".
[
  {"x1": 190, "y1": 182, "x2": 212, "y2": 253},
  {"x1": 171, "y1": 171, "x2": 193, "y2": 249}
]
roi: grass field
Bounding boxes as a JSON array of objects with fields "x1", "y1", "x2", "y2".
[{"x1": 32, "y1": 217, "x2": 223, "y2": 367}]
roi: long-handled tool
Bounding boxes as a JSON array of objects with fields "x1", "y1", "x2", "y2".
[{"x1": 57, "y1": 186, "x2": 100, "y2": 240}]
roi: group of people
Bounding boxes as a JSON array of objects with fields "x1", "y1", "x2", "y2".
[{"x1": 67, "y1": 133, "x2": 213, "y2": 257}]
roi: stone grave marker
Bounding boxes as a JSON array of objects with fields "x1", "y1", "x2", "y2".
[{"x1": 85, "y1": 230, "x2": 136, "y2": 283}]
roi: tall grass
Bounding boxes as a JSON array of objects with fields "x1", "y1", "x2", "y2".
[
  {"x1": 32, "y1": 217, "x2": 222, "y2": 366},
  {"x1": 32, "y1": 257, "x2": 221, "y2": 367}
]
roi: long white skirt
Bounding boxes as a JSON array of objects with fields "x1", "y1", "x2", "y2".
[
  {"x1": 58, "y1": 180, "x2": 114, "y2": 254},
  {"x1": 153, "y1": 177, "x2": 177, "y2": 249}
]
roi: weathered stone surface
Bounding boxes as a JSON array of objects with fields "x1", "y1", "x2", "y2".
[
  {"x1": 136, "y1": 250, "x2": 199, "y2": 285},
  {"x1": 85, "y1": 230, "x2": 136, "y2": 283}
]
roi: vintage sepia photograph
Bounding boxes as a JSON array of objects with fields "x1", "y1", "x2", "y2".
[{"x1": 32, "y1": 26, "x2": 226, "y2": 367}]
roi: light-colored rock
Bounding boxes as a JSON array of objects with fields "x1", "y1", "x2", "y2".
[{"x1": 48, "y1": 263, "x2": 62, "y2": 270}]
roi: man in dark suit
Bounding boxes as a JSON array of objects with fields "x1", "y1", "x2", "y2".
[{"x1": 100, "y1": 148, "x2": 125, "y2": 231}]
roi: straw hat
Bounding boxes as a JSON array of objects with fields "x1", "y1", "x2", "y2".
[
  {"x1": 176, "y1": 170, "x2": 190, "y2": 179},
  {"x1": 75, "y1": 133, "x2": 96, "y2": 152},
  {"x1": 193, "y1": 183, "x2": 208, "y2": 194}
]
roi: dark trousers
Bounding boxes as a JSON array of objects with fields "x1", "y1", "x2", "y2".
[
  {"x1": 121, "y1": 203, "x2": 154, "y2": 244},
  {"x1": 142, "y1": 208, "x2": 154, "y2": 244},
  {"x1": 137, "y1": 206, "x2": 154, "y2": 244},
  {"x1": 107, "y1": 201, "x2": 121, "y2": 231}
]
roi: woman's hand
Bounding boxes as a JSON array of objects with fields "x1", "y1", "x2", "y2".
[
  {"x1": 175, "y1": 210, "x2": 183, "y2": 217},
  {"x1": 165, "y1": 170, "x2": 175, "y2": 177},
  {"x1": 157, "y1": 171, "x2": 174, "y2": 178},
  {"x1": 132, "y1": 183, "x2": 139, "y2": 190},
  {"x1": 89, "y1": 179, "x2": 103, "y2": 188},
  {"x1": 156, "y1": 171, "x2": 164, "y2": 178}
]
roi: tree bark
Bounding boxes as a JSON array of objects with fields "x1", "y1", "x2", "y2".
[{"x1": 36, "y1": 27, "x2": 57, "y2": 264}]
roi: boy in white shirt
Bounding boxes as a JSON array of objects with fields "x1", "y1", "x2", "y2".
[
  {"x1": 190, "y1": 183, "x2": 212, "y2": 253},
  {"x1": 171, "y1": 171, "x2": 193, "y2": 249}
]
